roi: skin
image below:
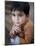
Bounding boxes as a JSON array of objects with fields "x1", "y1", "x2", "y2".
[
  {"x1": 9, "y1": 10, "x2": 33, "y2": 44},
  {"x1": 10, "y1": 10, "x2": 27, "y2": 37}
]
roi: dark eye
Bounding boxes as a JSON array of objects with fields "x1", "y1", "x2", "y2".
[
  {"x1": 12, "y1": 14, "x2": 15, "y2": 16},
  {"x1": 19, "y1": 14, "x2": 23, "y2": 17}
]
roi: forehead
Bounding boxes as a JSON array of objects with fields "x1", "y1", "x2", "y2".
[{"x1": 12, "y1": 10, "x2": 24, "y2": 14}]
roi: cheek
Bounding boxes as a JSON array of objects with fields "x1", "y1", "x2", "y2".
[
  {"x1": 19, "y1": 16, "x2": 26, "y2": 24},
  {"x1": 12, "y1": 16, "x2": 15, "y2": 23}
]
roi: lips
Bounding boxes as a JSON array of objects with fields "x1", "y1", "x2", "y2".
[{"x1": 15, "y1": 24, "x2": 20, "y2": 26}]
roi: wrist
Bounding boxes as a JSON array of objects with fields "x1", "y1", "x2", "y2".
[{"x1": 18, "y1": 31, "x2": 24, "y2": 38}]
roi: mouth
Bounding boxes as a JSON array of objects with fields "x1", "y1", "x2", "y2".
[{"x1": 15, "y1": 24, "x2": 20, "y2": 26}]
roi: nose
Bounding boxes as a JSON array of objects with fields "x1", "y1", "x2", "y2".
[{"x1": 15, "y1": 16, "x2": 19, "y2": 24}]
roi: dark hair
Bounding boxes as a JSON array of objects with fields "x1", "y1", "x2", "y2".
[{"x1": 11, "y1": 1, "x2": 30, "y2": 16}]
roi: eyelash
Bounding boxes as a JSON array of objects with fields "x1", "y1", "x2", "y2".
[
  {"x1": 19, "y1": 15, "x2": 23, "y2": 17},
  {"x1": 12, "y1": 14, "x2": 23, "y2": 17},
  {"x1": 12, "y1": 14, "x2": 15, "y2": 16}
]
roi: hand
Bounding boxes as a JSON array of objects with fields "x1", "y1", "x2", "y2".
[
  {"x1": 9, "y1": 24, "x2": 21, "y2": 38},
  {"x1": 18, "y1": 31, "x2": 24, "y2": 38},
  {"x1": 9, "y1": 29, "x2": 16, "y2": 38}
]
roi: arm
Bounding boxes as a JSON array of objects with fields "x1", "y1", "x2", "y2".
[{"x1": 20, "y1": 21, "x2": 33, "y2": 44}]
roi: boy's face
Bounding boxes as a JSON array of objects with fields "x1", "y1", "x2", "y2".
[{"x1": 11, "y1": 10, "x2": 27, "y2": 26}]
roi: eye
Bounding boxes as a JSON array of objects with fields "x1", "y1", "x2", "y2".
[
  {"x1": 12, "y1": 14, "x2": 15, "y2": 16},
  {"x1": 19, "y1": 14, "x2": 23, "y2": 17}
]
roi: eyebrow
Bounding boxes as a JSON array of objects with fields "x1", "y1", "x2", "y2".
[{"x1": 11, "y1": 11, "x2": 24, "y2": 15}]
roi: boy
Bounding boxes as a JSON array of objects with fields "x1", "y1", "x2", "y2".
[{"x1": 9, "y1": 2, "x2": 33, "y2": 44}]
